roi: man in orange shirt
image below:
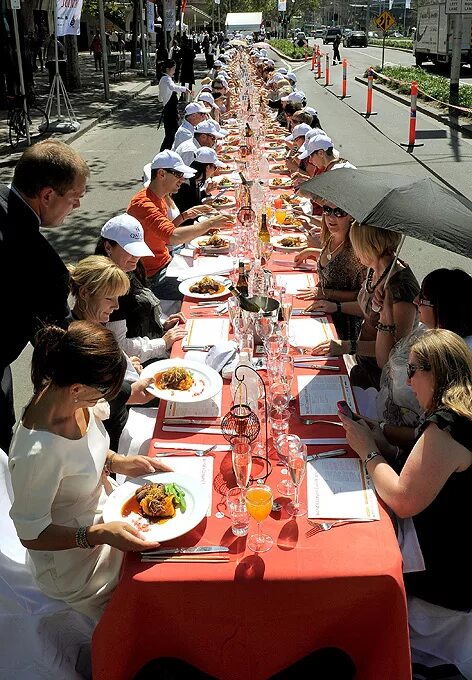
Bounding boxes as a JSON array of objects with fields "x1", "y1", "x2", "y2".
[{"x1": 128, "y1": 150, "x2": 233, "y2": 302}]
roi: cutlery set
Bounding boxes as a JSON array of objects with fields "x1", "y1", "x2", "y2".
[{"x1": 141, "y1": 546, "x2": 230, "y2": 563}]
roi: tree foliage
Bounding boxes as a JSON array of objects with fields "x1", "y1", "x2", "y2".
[{"x1": 82, "y1": 0, "x2": 128, "y2": 29}]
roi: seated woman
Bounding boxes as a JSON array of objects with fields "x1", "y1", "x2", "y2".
[
  {"x1": 340, "y1": 328, "x2": 472, "y2": 613},
  {"x1": 69, "y1": 255, "x2": 157, "y2": 449},
  {"x1": 173, "y1": 147, "x2": 224, "y2": 214},
  {"x1": 96, "y1": 214, "x2": 187, "y2": 363},
  {"x1": 293, "y1": 203, "x2": 365, "y2": 340},
  {"x1": 8, "y1": 321, "x2": 170, "y2": 622},
  {"x1": 307, "y1": 223, "x2": 419, "y2": 390}
]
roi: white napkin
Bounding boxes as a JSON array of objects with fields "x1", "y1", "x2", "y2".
[{"x1": 206, "y1": 341, "x2": 238, "y2": 374}]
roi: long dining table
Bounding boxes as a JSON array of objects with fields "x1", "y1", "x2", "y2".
[{"x1": 92, "y1": 244, "x2": 411, "y2": 679}]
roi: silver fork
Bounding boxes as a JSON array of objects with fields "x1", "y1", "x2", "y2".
[{"x1": 306, "y1": 520, "x2": 357, "y2": 537}]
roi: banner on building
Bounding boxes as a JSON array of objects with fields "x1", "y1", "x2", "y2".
[
  {"x1": 278, "y1": 0, "x2": 287, "y2": 10},
  {"x1": 56, "y1": 0, "x2": 83, "y2": 36},
  {"x1": 163, "y1": 0, "x2": 176, "y2": 32},
  {"x1": 147, "y1": 1, "x2": 155, "y2": 33}
]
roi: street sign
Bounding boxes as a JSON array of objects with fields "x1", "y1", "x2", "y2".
[
  {"x1": 375, "y1": 10, "x2": 397, "y2": 32},
  {"x1": 445, "y1": 0, "x2": 472, "y2": 13},
  {"x1": 10, "y1": 0, "x2": 21, "y2": 8}
]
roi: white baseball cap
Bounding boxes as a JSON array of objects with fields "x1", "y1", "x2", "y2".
[
  {"x1": 197, "y1": 92, "x2": 219, "y2": 109},
  {"x1": 150, "y1": 150, "x2": 197, "y2": 178},
  {"x1": 276, "y1": 67, "x2": 288, "y2": 75},
  {"x1": 195, "y1": 147, "x2": 225, "y2": 167},
  {"x1": 101, "y1": 214, "x2": 153, "y2": 257},
  {"x1": 217, "y1": 70, "x2": 229, "y2": 79},
  {"x1": 304, "y1": 106, "x2": 318, "y2": 117},
  {"x1": 267, "y1": 73, "x2": 285, "y2": 86},
  {"x1": 214, "y1": 60, "x2": 223, "y2": 67},
  {"x1": 286, "y1": 71, "x2": 297, "y2": 83},
  {"x1": 184, "y1": 102, "x2": 207, "y2": 117},
  {"x1": 298, "y1": 133, "x2": 334, "y2": 160},
  {"x1": 194, "y1": 120, "x2": 225, "y2": 138},
  {"x1": 281, "y1": 90, "x2": 306, "y2": 104},
  {"x1": 285, "y1": 123, "x2": 312, "y2": 142}
]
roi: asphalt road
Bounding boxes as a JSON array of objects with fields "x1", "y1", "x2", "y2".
[{"x1": 8, "y1": 52, "x2": 472, "y2": 418}]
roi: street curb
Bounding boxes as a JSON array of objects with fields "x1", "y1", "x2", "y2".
[
  {"x1": 268, "y1": 44, "x2": 307, "y2": 63},
  {"x1": 354, "y1": 75, "x2": 472, "y2": 136},
  {"x1": 367, "y1": 43, "x2": 413, "y2": 54},
  {"x1": 0, "y1": 78, "x2": 153, "y2": 168}
]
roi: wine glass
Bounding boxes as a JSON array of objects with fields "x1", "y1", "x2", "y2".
[
  {"x1": 255, "y1": 315, "x2": 274, "y2": 346},
  {"x1": 269, "y1": 380, "x2": 291, "y2": 413},
  {"x1": 274, "y1": 434, "x2": 301, "y2": 497},
  {"x1": 281, "y1": 293, "x2": 293, "y2": 323},
  {"x1": 231, "y1": 436, "x2": 252, "y2": 491},
  {"x1": 278, "y1": 355, "x2": 295, "y2": 393},
  {"x1": 245, "y1": 484, "x2": 274, "y2": 552},
  {"x1": 263, "y1": 332, "x2": 285, "y2": 360},
  {"x1": 286, "y1": 444, "x2": 308, "y2": 517}
]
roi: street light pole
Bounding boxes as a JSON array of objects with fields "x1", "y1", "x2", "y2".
[{"x1": 449, "y1": 13, "x2": 462, "y2": 109}]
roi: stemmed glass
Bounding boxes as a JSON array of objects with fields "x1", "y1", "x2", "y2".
[
  {"x1": 278, "y1": 355, "x2": 295, "y2": 394},
  {"x1": 281, "y1": 293, "x2": 293, "y2": 324},
  {"x1": 286, "y1": 443, "x2": 308, "y2": 517},
  {"x1": 274, "y1": 434, "x2": 301, "y2": 497},
  {"x1": 231, "y1": 436, "x2": 252, "y2": 491},
  {"x1": 264, "y1": 332, "x2": 285, "y2": 359},
  {"x1": 245, "y1": 484, "x2": 274, "y2": 552},
  {"x1": 255, "y1": 315, "x2": 274, "y2": 346},
  {"x1": 269, "y1": 380, "x2": 292, "y2": 413}
]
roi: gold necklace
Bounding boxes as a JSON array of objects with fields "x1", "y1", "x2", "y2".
[{"x1": 326, "y1": 236, "x2": 345, "y2": 261}]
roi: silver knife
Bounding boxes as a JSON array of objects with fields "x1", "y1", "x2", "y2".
[
  {"x1": 296, "y1": 364, "x2": 340, "y2": 371},
  {"x1": 141, "y1": 545, "x2": 229, "y2": 556},
  {"x1": 307, "y1": 449, "x2": 347, "y2": 462}
]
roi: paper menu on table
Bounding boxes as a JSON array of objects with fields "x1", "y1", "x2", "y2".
[
  {"x1": 288, "y1": 317, "x2": 333, "y2": 349},
  {"x1": 164, "y1": 457, "x2": 214, "y2": 516},
  {"x1": 276, "y1": 273, "x2": 316, "y2": 294},
  {"x1": 182, "y1": 318, "x2": 229, "y2": 348},
  {"x1": 307, "y1": 458, "x2": 379, "y2": 520},
  {"x1": 297, "y1": 374, "x2": 355, "y2": 416},
  {"x1": 164, "y1": 391, "x2": 222, "y2": 419}
]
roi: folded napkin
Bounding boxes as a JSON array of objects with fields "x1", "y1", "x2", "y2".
[{"x1": 206, "y1": 341, "x2": 238, "y2": 374}]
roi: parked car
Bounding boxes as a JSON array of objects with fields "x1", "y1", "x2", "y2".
[
  {"x1": 368, "y1": 31, "x2": 380, "y2": 39},
  {"x1": 343, "y1": 30, "x2": 368, "y2": 47},
  {"x1": 313, "y1": 27, "x2": 325, "y2": 38},
  {"x1": 323, "y1": 27, "x2": 342, "y2": 44}
]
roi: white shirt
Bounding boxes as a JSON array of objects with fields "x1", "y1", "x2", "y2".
[
  {"x1": 175, "y1": 137, "x2": 200, "y2": 167},
  {"x1": 172, "y1": 119, "x2": 194, "y2": 150},
  {"x1": 159, "y1": 74, "x2": 186, "y2": 106}
]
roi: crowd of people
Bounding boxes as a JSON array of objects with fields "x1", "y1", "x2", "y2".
[{"x1": 1, "y1": 36, "x2": 471, "y2": 679}]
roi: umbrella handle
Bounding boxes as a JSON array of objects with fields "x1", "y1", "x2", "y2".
[{"x1": 371, "y1": 235, "x2": 406, "y2": 313}]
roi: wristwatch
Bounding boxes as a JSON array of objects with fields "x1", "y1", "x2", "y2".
[
  {"x1": 363, "y1": 450, "x2": 382, "y2": 475},
  {"x1": 379, "y1": 421, "x2": 386, "y2": 433}
]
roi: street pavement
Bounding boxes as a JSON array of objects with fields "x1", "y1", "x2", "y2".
[{"x1": 6, "y1": 50, "x2": 472, "y2": 417}]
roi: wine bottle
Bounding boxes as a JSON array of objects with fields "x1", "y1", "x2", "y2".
[
  {"x1": 235, "y1": 261, "x2": 249, "y2": 297},
  {"x1": 227, "y1": 285, "x2": 261, "y2": 313},
  {"x1": 258, "y1": 213, "x2": 270, "y2": 244}
]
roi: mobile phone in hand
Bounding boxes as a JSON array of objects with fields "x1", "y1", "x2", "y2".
[{"x1": 337, "y1": 400, "x2": 360, "y2": 421}]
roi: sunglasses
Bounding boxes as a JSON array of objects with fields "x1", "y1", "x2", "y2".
[
  {"x1": 407, "y1": 363, "x2": 431, "y2": 379},
  {"x1": 165, "y1": 169, "x2": 184, "y2": 178},
  {"x1": 323, "y1": 205, "x2": 348, "y2": 218},
  {"x1": 417, "y1": 293, "x2": 434, "y2": 308}
]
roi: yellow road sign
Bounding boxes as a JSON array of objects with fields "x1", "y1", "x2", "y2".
[{"x1": 375, "y1": 10, "x2": 397, "y2": 32}]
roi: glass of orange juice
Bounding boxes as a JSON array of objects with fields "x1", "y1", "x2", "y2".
[
  {"x1": 245, "y1": 484, "x2": 274, "y2": 552},
  {"x1": 275, "y1": 208, "x2": 287, "y2": 226}
]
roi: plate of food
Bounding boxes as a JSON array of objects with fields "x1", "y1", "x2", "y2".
[
  {"x1": 280, "y1": 193, "x2": 302, "y2": 206},
  {"x1": 190, "y1": 232, "x2": 235, "y2": 253},
  {"x1": 219, "y1": 145, "x2": 239, "y2": 154},
  {"x1": 218, "y1": 163, "x2": 237, "y2": 173},
  {"x1": 264, "y1": 141, "x2": 286, "y2": 150},
  {"x1": 214, "y1": 176, "x2": 239, "y2": 190},
  {"x1": 268, "y1": 177, "x2": 293, "y2": 189},
  {"x1": 280, "y1": 214, "x2": 308, "y2": 229},
  {"x1": 140, "y1": 358, "x2": 223, "y2": 402},
  {"x1": 269, "y1": 163, "x2": 288, "y2": 174},
  {"x1": 102, "y1": 472, "x2": 209, "y2": 543},
  {"x1": 208, "y1": 195, "x2": 236, "y2": 208},
  {"x1": 178, "y1": 274, "x2": 230, "y2": 300},
  {"x1": 268, "y1": 151, "x2": 287, "y2": 161},
  {"x1": 271, "y1": 234, "x2": 308, "y2": 252}
]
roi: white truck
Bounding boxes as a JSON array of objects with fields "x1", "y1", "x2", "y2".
[{"x1": 414, "y1": 2, "x2": 472, "y2": 67}]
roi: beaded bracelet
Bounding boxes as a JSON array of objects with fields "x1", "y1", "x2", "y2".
[
  {"x1": 376, "y1": 322, "x2": 396, "y2": 335},
  {"x1": 104, "y1": 453, "x2": 116, "y2": 475},
  {"x1": 76, "y1": 526, "x2": 92, "y2": 549}
]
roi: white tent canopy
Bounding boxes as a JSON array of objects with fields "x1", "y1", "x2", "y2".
[{"x1": 225, "y1": 12, "x2": 262, "y2": 35}]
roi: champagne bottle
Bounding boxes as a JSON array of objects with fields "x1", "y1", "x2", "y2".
[
  {"x1": 236, "y1": 261, "x2": 249, "y2": 297},
  {"x1": 227, "y1": 285, "x2": 260, "y2": 313},
  {"x1": 258, "y1": 213, "x2": 270, "y2": 244}
]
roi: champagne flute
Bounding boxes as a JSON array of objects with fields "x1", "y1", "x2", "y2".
[
  {"x1": 231, "y1": 436, "x2": 252, "y2": 491},
  {"x1": 278, "y1": 355, "x2": 295, "y2": 393},
  {"x1": 281, "y1": 293, "x2": 293, "y2": 323},
  {"x1": 274, "y1": 434, "x2": 300, "y2": 497},
  {"x1": 286, "y1": 444, "x2": 308, "y2": 517},
  {"x1": 245, "y1": 484, "x2": 274, "y2": 552}
]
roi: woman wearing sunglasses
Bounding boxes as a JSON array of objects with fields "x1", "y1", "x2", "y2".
[
  {"x1": 173, "y1": 147, "x2": 225, "y2": 214},
  {"x1": 294, "y1": 203, "x2": 365, "y2": 340},
  {"x1": 8, "y1": 321, "x2": 171, "y2": 622},
  {"x1": 340, "y1": 328, "x2": 472, "y2": 623}
]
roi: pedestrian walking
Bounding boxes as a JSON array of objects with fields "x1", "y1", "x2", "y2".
[
  {"x1": 333, "y1": 34, "x2": 341, "y2": 65},
  {"x1": 158, "y1": 59, "x2": 188, "y2": 150},
  {"x1": 90, "y1": 30, "x2": 103, "y2": 71}
]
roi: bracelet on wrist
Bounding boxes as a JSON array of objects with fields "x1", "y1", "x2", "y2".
[
  {"x1": 76, "y1": 525, "x2": 92, "y2": 549},
  {"x1": 363, "y1": 450, "x2": 382, "y2": 475},
  {"x1": 348, "y1": 339, "x2": 357, "y2": 355},
  {"x1": 376, "y1": 322, "x2": 396, "y2": 335},
  {"x1": 104, "y1": 453, "x2": 116, "y2": 475},
  {"x1": 335, "y1": 301, "x2": 342, "y2": 314}
]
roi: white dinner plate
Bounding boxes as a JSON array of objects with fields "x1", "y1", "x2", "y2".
[
  {"x1": 269, "y1": 164, "x2": 288, "y2": 174},
  {"x1": 271, "y1": 234, "x2": 308, "y2": 252},
  {"x1": 205, "y1": 195, "x2": 236, "y2": 209},
  {"x1": 178, "y1": 275, "x2": 230, "y2": 300},
  {"x1": 102, "y1": 472, "x2": 208, "y2": 543},
  {"x1": 264, "y1": 142, "x2": 286, "y2": 150},
  {"x1": 140, "y1": 358, "x2": 223, "y2": 402},
  {"x1": 214, "y1": 178, "x2": 240, "y2": 190},
  {"x1": 189, "y1": 234, "x2": 235, "y2": 253},
  {"x1": 268, "y1": 178, "x2": 293, "y2": 189},
  {"x1": 218, "y1": 164, "x2": 237, "y2": 173}
]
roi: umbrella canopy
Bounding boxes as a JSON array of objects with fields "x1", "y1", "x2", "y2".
[
  {"x1": 300, "y1": 169, "x2": 472, "y2": 258},
  {"x1": 253, "y1": 42, "x2": 271, "y2": 49}
]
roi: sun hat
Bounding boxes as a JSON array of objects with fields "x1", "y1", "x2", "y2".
[
  {"x1": 276, "y1": 67, "x2": 287, "y2": 74},
  {"x1": 198, "y1": 92, "x2": 219, "y2": 109},
  {"x1": 304, "y1": 106, "x2": 318, "y2": 117},
  {"x1": 285, "y1": 123, "x2": 312, "y2": 142},
  {"x1": 195, "y1": 147, "x2": 225, "y2": 167},
  {"x1": 184, "y1": 102, "x2": 207, "y2": 117},
  {"x1": 267, "y1": 73, "x2": 285, "y2": 86},
  {"x1": 298, "y1": 133, "x2": 334, "y2": 160},
  {"x1": 209, "y1": 120, "x2": 228, "y2": 136},
  {"x1": 150, "y1": 150, "x2": 197, "y2": 178},
  {"x1": 281, "y1": 90, "x2": 306, "y2": 104},
  {"x1": 101, "y1": 214, "x2": 153, "y2": 257},
  {"x1": 286, "y1": 71, "x2": 297, "y2": 83},
  {"x1": 194, "y1": 120, "x2": 225, "y2": 138}
]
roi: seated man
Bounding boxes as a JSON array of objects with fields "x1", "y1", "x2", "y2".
[
  {"x1": 127, "y1": 150, "x2": 232, "y2": 303},
  {"x1": 172, "y1": 101, "x2": 208, "y2": 151},
  {"x1": 175, "y1": 120, "x2": 224, "y2": 167}
]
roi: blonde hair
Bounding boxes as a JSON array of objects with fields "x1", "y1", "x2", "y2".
[
  {"x1": 412, "y1": 328, "x2": 472, "y2": 419},
  {"x1": 276, "y1": 79, "x2": 291, "y2": 90},
  {"x1": 349, "y1": 222, "x2": 402, "y2": 262},
  {"x1": 319, "y1": 212, "x2": 353, "y2": 247},
  {"x1": 69, "y1": 255, "x2": 130, "y2": 303},
  {"x1": 292, "y1": 110, "x2": 313, "y2": 126}
]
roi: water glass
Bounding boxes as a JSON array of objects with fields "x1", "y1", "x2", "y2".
[
  {"x1": 264, "y1": 332, "x2": 285, "y2": 359},
  {"x1": 278, "y1": 355, "x2": 295, "y2": 392},
  {"x1": 281, "y1": 293, "x2": 293, "y2": 323},
  {"x1": 269, "y1": 408, "x2": 291, "y2": 438},
  {"x1": 269, "y1": 381, "x2": 291, "y2": 413},
  {"x1": 239, "y1": 332, "x2": 254, "y2": 359},
  {"x1": 226, "y1": 487, "x2": 250, "y2": 537},
  {"x1": 274, "y1": 434, "x2": 300, "y2": 497}
]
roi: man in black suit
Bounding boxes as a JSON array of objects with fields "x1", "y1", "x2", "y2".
[{"x1": 0, "y1": 140, "x2": 89, "y2": 451}]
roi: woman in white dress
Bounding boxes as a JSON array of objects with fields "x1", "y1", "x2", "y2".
[{"x1": 8, "y1": 321, "x2": 170, "y2": 622}]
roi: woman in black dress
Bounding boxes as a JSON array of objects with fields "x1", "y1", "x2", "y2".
[
  {"x1": 179, "y1": 35, "x2": 196, "y2": 93},
  {"x1": 173, "y1": 147, "x2": 223, "y2": 214}
]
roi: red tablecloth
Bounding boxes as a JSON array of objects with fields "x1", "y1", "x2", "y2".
[{"x1": 92, "y1": 254, "x2": 411, "y2": 680}]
